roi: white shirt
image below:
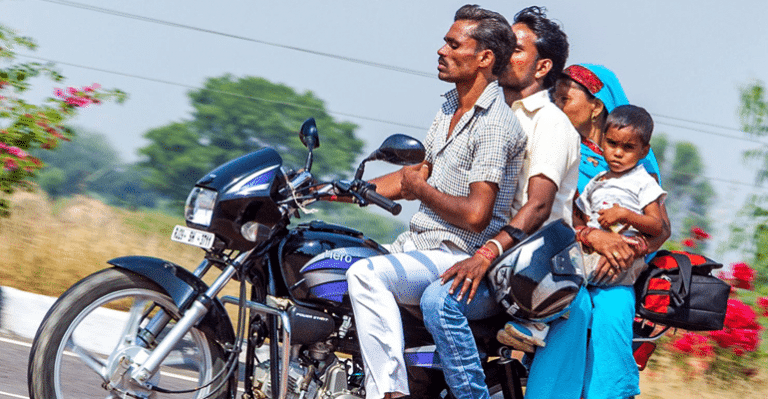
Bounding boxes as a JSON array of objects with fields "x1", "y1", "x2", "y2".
[
  {"x1": 576, "y1": 165, "x2": 667, "y2": 233},
  {"x1": 509, "y1": 89, "x2": 580, "y2": 226}
]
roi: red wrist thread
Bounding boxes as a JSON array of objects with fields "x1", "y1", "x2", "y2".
[{"x1": 476, "y1": 245, "x2": 497, "y2": 262}]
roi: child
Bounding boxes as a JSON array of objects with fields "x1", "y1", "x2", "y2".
[{"x1": 498, "y1": 104, "x2": 666, "y2": 352}]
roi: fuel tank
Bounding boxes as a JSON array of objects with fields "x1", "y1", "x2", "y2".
[{"x1": 279, "y1": 221, "x2": 388, "y2": 307}]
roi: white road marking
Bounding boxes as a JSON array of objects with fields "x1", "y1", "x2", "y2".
[
  {"x1": 0, "y1": 390, "x2": 28, "y2": 399},
  {"x1": 1, "y1": 335, "x2": 245, "y2": 392},
  {"x1": 0, "y1": 336, "x2": 31, "y2": 348}
]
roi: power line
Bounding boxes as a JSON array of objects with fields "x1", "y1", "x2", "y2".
[
  {"x1": 652, "y1": 113, "x2": 747, "y2": 134},
  {"x1": 16, "y1": 53, "x2": 429, "y2": 132},
  {"x1": 653, "y1": 121, "x2": 765, "y2": 145},
  {"x1": 14, "y1": 53, "x2": 768, "y2": 191},
  {"x1": 36, "y1": 0, "x2": 436, "y2": 79},
  {"x1": 39, "y1": 0, "x2": 761, "y2": 138}
]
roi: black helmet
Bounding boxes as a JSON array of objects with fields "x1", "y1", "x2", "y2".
[{"x1": 486, "y1": 219, "x2": 586, "y2": 323}]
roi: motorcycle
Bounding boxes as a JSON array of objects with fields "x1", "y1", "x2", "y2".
[{"x1": 27, "y1": 117, "x2": 660, "y2": 399}]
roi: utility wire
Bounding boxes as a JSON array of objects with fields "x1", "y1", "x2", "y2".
[
  {"x1": 19, "y1": 51, "x2": 765, "y2": 146},
  {"x1": 17, "y1": 53, "x2": 429, "y2": 132},
  {"x1": 38, "y1": 0, "x2": 760, "y2": 138},
  {"x1": 652, "y1": 113, "x2": 748, "y2": 134},
  {"x1": 653, "y1": 121, "x2": 765, "y2": 145},
  {"x1": 17, "y1": 53, "x2": 768, "y2": 193},
  {"x1": 36, "y1": 0, "x2": 436, "y2": 79}
]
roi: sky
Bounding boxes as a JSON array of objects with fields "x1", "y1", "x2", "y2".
[{"x1": 3, "y1": 0, "x2": 768, "y2": 263}]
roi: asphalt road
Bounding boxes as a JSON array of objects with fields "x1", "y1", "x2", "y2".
[
  {"x1": 1, "y1": 334, "x2": 35, "y2": 399},
  {"x1": 0, "y1": 333, "x2": 248, "y2": 399}
]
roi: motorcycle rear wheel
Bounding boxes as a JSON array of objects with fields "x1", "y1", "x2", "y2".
[{"x1": 28, "y1": 268, "x2": 231, "y2": 399}]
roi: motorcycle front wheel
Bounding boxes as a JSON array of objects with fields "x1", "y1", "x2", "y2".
[{"x1": 28, "y1": 268, "x2": 231, "y2": 399}]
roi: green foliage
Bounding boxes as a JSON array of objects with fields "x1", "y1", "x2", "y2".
[
  {"x1": 651, "y1": 134, "x2": 714, "y2": 244},
  {"x1": 32, "y1": 130, "x2": 162, "y2": 209},
  {"x1": 726, "y1": 81, "x2": 768, "y2": 286},
  {"x1": 0, "y1": 23, "x2": 126, "y2": 216},
  {"x1": 139, "y1": 75, "x2": 364, "y2": 208}
]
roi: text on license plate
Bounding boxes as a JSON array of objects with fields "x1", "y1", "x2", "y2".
[{"x1": 171, "y1": 225, "x2": 215, "y2": 249}]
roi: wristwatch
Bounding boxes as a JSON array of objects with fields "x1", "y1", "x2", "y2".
[{"x1": 501, "y1": 225, "x2": 527, "y2": 244}]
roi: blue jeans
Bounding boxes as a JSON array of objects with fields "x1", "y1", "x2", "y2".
[
  {"x1": 421, "y1": 279, "x2": 501, "y2": 399},
  {"x1": 421, "y1": 280, "x2": 591, "y2": 399}
]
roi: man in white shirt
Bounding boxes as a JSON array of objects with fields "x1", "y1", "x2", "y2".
[{"x1": 420, "y1": 6, "x2": 589, "y2": 399}]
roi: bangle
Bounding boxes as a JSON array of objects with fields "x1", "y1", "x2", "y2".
[
  {"x1": 486, "y1": 239, "x2": 504, "y2": 256},
  {"x1": 576, "y1": 227, "x2": 595, "y2": 247},
  {"x1": 476, "y1": 245, "x2": 497, "y2": 262}
]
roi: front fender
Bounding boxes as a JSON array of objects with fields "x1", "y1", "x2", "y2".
[{"x1": 108, "y1": 256, "x2": 236, "y2": 346}]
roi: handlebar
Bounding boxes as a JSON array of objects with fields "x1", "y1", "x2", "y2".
[
  {"x1": 358, "y1": 184, "x2": 402, "y2": 216},
  {"x1": 330, "y1": 179, "x2": 402, "y2": 216}
]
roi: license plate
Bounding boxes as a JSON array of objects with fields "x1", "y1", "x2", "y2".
[{"x1": 171, "y1": 225, "x2": 215, "y2": 249}]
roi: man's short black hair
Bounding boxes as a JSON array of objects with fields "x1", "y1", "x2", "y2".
[
  {"x1": 455, "y1": 4, "x2": 516, "y2": 76},
  {"x1": 606, "y1": 105, "x2": 654, "y2": 146},
  {"x1": 513, "y1": 6, "x2": 569, "y2": 89}
]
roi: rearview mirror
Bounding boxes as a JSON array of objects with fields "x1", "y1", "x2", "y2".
[
  {"x1": 299, "y1": 118, "x2": 320, "y2": 172},
  {"x1": 372, "y1": 134, "x2": 426, "y2": 165},
  {"x1": 354, "y1": 134, "x2": 425, "y2": 180},
  {"x1": 299, "y1": 118, "x2": 320, "y2": 150}
]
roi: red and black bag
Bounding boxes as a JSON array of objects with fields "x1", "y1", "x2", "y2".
[{"x1": 634, "y1": 250, "x2": 730, "y2": 331}]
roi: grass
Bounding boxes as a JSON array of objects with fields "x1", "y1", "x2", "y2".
[
  {"x1": 1, "y1": 191, "x2": 766, "y2": 397},
  {"x1": 0, "y1": 191, "x2": 239, "y2": 298}
]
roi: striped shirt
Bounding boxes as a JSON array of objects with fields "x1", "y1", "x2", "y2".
[{"x1": 391, "y1": 80, "x2": 526, "y2": 253}]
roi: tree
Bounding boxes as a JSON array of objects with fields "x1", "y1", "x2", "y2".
[
  {"x1": 0, "y1": 23, "x2": 125, "y2": 216},
  {"x1": 33, "y1": 129, "x2": 120, "y2": 198},
  {"x1": 727, "y1": 81, "x2": 768, "y2": 285},
  {"x1": 33, "y1": 129, "x2": 161, "y2": 208},
  {"x1": 139, "y1": 75, "x2": 364, "y2": 206},
  {"x1": 651, "y1": 134, "x2": 715, "y2": 246}
]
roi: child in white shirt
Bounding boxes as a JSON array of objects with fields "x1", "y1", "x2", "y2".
[{"x1": 501, "y1": 104, "x2": 666, "y2": 351}]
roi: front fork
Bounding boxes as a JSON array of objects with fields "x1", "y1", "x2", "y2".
[
  {"x1": 121, "y1": 253, "x2": 245, "y2": 391},
  {"x1": 129, "y1": 263, "x2": 239, "y2": 384},
  {"x1": 136, "y1": 260, "x2": 215, "y2": 348}
]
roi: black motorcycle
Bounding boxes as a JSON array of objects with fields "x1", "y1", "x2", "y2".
[{"x1": 28, "y1": 118, "x2": 586, "y2": 399}]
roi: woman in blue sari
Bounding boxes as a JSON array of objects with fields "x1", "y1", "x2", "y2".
[{"x1": 553, "y1": 63, "x2": 671, "y2": 398}]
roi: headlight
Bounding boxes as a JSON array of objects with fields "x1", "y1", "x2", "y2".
[{"x1": 185, "y1": 187, "x2": 217, "y2": 227}]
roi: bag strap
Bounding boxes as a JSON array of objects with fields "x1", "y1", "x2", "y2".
[{"x1": 667, "y1": 252, "x2": 694, "y2": 306}]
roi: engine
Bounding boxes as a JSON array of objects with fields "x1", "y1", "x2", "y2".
[{"x1": 251, "y1": 341, "x2": 364, "y2": 399}]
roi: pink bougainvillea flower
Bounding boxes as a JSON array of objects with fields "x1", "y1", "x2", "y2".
[
  {"x1": 4, "y1": 158, "x2": 18, "y2": 171},
  {"x1": 758, "y1": 297, "x2": 768, "y2": 317},
  {"x1": 731, "y1": 263, "x2": 755, "y2": 290},
  {"x1": 672, "y1": 332, "x2": 713, "y2": 357},
  {"x1": 682, "y1": 238, "x2": 697, "y2": 248},
  {"x1": 690, "y1": 226, "x2": 710, "y2": 240},
  {"x1": 723, "y1": 299, "x2": 760, "y2": 330},
  {"x1": 65, "y1": 96, "x2": 92, "y2": 107},
  {"x1": 717, "y1": 270, "x2": 733, "y2": 280},
  {"x1": 67, "y1": 87, "x2": 78, "y2": 95},
  {"x1": 53, "y1": 88, "x2": 65, "y2": 97},
  {"x1": 6, "y1": 146, "x2": 28, "y2": 159},
  {"x1": 91, "y1": 83, "x2": 101, "y2": 90}
]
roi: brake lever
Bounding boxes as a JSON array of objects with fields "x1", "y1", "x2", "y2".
[{"x1": 333, "y1": 180, "x2": 369, "y2": 206}]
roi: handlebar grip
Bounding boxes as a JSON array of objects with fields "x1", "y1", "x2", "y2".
[{"x1": 361, "y1": 187, "x2": 402, "y2": 215}]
